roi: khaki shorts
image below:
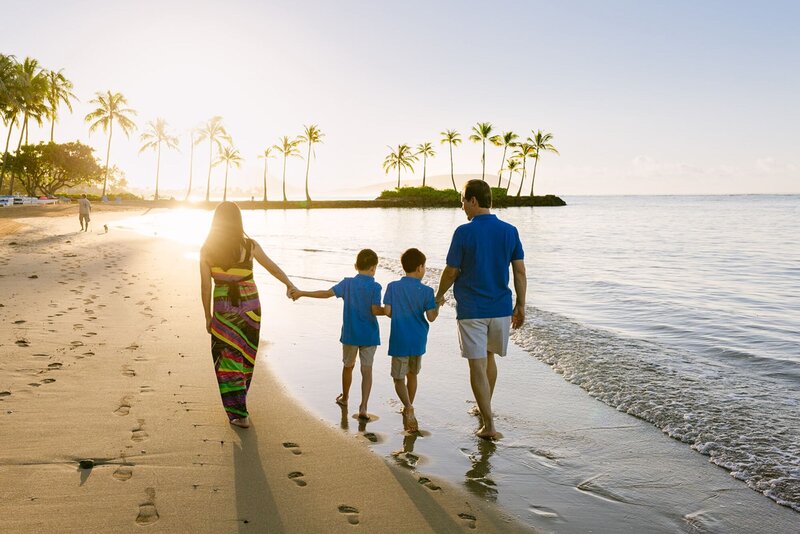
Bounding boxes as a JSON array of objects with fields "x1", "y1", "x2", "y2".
[
  {"x1": 390, "y1": 356, "x2": 421, "y2": 379},
  {"x1": 457, "y1": 316, "x2": 511, "y2": 359},
  {"x1": 342, "y1": 344, "x2": 376, "y2": 367}
]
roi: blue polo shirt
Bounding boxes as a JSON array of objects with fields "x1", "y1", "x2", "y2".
[
  {"x1": 445, "y1": 213, "x2": 524, "y2": 320},
  {"x1": 332, "y1": 274, "x2": 382, "y2": 346},
  {"x1": 384, "y1": 276, "x2": 437, "y2": 357}
]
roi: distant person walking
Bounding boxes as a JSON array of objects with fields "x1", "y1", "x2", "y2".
[
  {"x1": 199, "y1": 201, "x2": 298, "y2": 428},
  {"x1": 435, "y1": 179, "x2": 527, "y2": 439},
  {"x1": 77, "y1": 194, "x2": 91, "y2": 232}
]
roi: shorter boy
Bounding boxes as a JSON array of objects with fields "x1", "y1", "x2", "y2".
[
  {"x1": 294, "y1": 249, "x2": 385, "y2": 419},
  {"x1": 383, "y1": 248, "x2": 438, "y2": 432}
]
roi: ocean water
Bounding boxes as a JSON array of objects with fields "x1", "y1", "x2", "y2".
[{"x1": 119, "y1": 195, "x2": 800, "y2": 528}]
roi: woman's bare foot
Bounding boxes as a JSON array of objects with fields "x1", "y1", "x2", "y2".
[
  {"x1": 230, "y1": 417, "x2": 250, "y2": 428},
  {"x1": 335, "y1": 394, "x2": 348, "y2": 406}
]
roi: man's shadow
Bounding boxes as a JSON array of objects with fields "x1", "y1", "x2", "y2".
[{"x1": 464, "y1": 438, "x2": 498, "y2": 501}]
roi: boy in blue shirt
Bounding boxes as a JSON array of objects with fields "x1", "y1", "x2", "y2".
[
  {"x1": 294, "y1": 249, "x2": 385, "y2": 419},
  {"x1": 383, "y1": 248, "x2": 439, "y2": 432}
]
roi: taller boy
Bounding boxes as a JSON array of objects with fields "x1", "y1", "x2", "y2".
[
  {"x1": 294, "y1": 249, "x2": 384, "y2": 419},
  {"x1": 435, "y1": 180, "x2": 527, "y2": 439}
]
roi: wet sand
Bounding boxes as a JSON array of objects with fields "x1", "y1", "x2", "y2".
[{"x1": 0, "y1": 212, "x2": 532, "y2": 533}]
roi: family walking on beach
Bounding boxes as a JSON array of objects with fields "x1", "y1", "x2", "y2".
[{"x1": 199, "y1": 179, "x2": 526, "y2": 439}]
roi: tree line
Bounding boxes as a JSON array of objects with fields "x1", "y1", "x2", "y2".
[
  {"x1": 2, "y1": 53, "x2": 559, "y2": 201},
  {"x1": 384, "y1": 123, "x2": 559, "y2": 197}
]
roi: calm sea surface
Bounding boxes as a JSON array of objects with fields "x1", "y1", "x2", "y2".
[{"x1": 122, "y1": 194, "x2": 800, "y2": 526}]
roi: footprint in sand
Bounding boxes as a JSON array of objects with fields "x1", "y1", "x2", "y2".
[
  {"x1": 125, "y1": 343, "x2": 140, "y2": 351},
  {"x1": 282, "y1": 442, "x2": 302, "y2": 455},
  {"x1": 70, "y1": 341, "x2": 84, "y2": 348},
  {"x1": 0, "y1": 391, "x2": 11, "y2": 398},
  {"x1": 288, "y1": 472, "x2": 307, "y2": 487},
  {"x1": 418, "y1": 477, "x2": 441, "y2": 491},
  {"x1": 337, "y1": 505, "x2": 360, "y2": 525},
  {"x1": 112, "y1": 465, "x2": 133, "y2": 481},
  {"x1": 115, "y1": 396, "x2": 132, "y2": 416},
  {"x1": 458, "y1": 512, "x2": 477, "y2": 529},
  {"x1": 41, "y1": 378, "x2": 56, "y2": 384},
  {"x1": 28, "y1": 383, "x2": 41, "y2": 388},
  {"x1": 47, "y1": 362, "x2": 63, "y2": 369},
  {"x1": 139, "y1": 385, "x2": 153, "y2": 394},
  {"x1": 122, "y1": 366, "x2": 136, "y2": 377},
  {"x1": 13, "y1": 319, "x2": 26, "y2": 324},
  {"x1": 82, "y1": 332, "x2": 97, "y2": 338},
  {"x1": 16, "y1": 339, "x2": 30, "y2": 347},
  {"x1": 135, "y1": 487, "x2": 159, "y2": 525},
  {"x1": 131, "y1": 420, "x2": 149, "y2": 442}
]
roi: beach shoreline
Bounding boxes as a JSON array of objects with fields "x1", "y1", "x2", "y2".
[{"x1": 0, "y1": 212, "x2": 533, "y2": 533}]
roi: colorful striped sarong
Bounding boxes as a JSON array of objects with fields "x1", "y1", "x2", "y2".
[{"x1": 210, "y1": 241, "x2": 261, "y2": 421}]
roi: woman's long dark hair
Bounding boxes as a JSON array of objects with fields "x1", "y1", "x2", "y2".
[{"x1": 202, "y1": 201, "x2": 249, "y2": 270}]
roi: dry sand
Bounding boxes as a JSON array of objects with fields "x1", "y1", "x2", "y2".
[{"x1": 0, "y1": 211, "x2": 534, "y2": 533}]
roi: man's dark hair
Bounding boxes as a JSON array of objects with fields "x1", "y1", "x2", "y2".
[
  {"x1": 400, "y1": 248, "x2": 426, "y2": 273},
  {"x1": 463, "y1": 179, "x2": 492, "y2": 208},
  {"x1": 356, "y1": 248, "x2": 379, "y2": 270}
]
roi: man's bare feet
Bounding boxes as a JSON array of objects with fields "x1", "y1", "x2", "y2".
[
  {"x1": 335, "y1": 394, "x2": 347, "y2": 406},
  {"x1": 475, "y1": 425, "x2": 497, "y2": 440},
  {"x1": 358, "y1": 403, "x2": 369, "y2": 419},
  {"x1": 230, "y1": 417, "x2": 250, "y2": 428}
]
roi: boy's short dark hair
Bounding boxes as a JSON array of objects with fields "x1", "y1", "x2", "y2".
[
  {"x1": 356, "y1": 248, "x2": 379, "y2": 270},
  {"x1": 463, "y1": 179, "x2": 492, "y2": 208},
  {"x1": 400, "y1": 248, "x2": 426, "y2": 273}
]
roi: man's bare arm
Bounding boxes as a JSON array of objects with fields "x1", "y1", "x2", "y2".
[
  {"x1": 435, "y1": 265, "x2": 460, "y2": 305},
  {"x1": 511, "y1": 259, "x2": 527, "y2": 329}
]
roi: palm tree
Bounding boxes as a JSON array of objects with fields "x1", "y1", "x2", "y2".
[
  {"x1": 504, "y1": 159, "x2": 521, "y2": 193},
  {"x1": 490, "y1": 131, "x2": 518, "y2": 188},
  {"x1": 258, "y1": 146, "x2": 275, "y2": 202},
  {"x1": 469, "y1": 122, "x2": 493, "y2": 181},
  {"x1": 214, "y1": 145, "x2": 243, "y2": 202},
  {"x1": 415, "y1": 142, "x2": 436, "y2": 187},
  {"x1": 13, "y1": 58, "x2": 49, "y2": 148},
  {"x1": 184, "y1": 126, "x2": 202, "y2": 201},
  {"x1": 298, "y1": 124, "x2": 325, "y2": 202},
  {"x1": 139, "y1": 118, "x2": 179, "y2": 201},
  {"x1": 383, "y1": 144, "x2": 417, "y2": 188},
  {"x1": 439, "y1": 129, "x2": 461, "y2": 192},
  {"x1": 0, "y1": 54, "x2": 19, "y2": 193},
  {"x1": 527, "y1": 130, "x2": 559, "y2": 196},
  {"x1": 273, "y1": 136, "x2": 302, "y2": 201},
  {"x1": 45, "y1": 69, "x2": 77, "y2": 142},
  {"x1": 84, "y1": 90, "x2": 137, "y2": 198},
  {"x1": 511, "y1": 143, "x2": 536, "y2": 197},
  {"x1": 195, "y1": 116, "x2": 231, "y2": 202}
]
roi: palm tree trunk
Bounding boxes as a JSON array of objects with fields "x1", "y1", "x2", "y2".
[
  {"x1": 304, "y1": 143, "x2": 312, "y2": 202},
  {"x1": 264, "y1": 156, "x2": 267, "y2": 202},
  {"x1": 0, "y1": 118, "x2": 15, "y2": 193},
  {"x1": 516, "y1": 161, "x2": 526, "y2": 197},
  {"x1": 481, "y1": 139, "x2": 486, "y2": 181},
  {"x1": 223, "y1": 161, "x2": 229, "y2": 202},
  {"x1": 154, "y1": 141, "x2": 161, "y2": 201},
  {"x1": 205, "y1": 139, "x2": 213, "y2": 202},
  {"x1": 506, "y1": 170, "x2": 514, "y2": 193},
  {"x1": 10, "y1": 118, "x2": 28, "y2": 195},
  {"x1": 397, "y1": 165, "x2": 401, "y2": 189},
  {"x1": 449, "y1": 143, "x2": 457, "y2": 192},
  {"x1": 529, "y1": 156, "x2": 540, "y2": 197},
  {"x1": 185, "y1": 134, "x2": 194, "y2": 201},
  {"x1": 422, "y1": 155, "x2": 427, "y2": 187},
  {"x1": 281, "y1": 156, "x2": 287, "y2": 202},
  {"x1": 50, "y1": 116, "x2": 55, "y2": 143},
  {"x1": 102, "y1": 121, "x2": 113, "y2": 198},
  {"x1": 497, "y1": 146, "x2": 507, "y2": 188},
  {"x1": 24, "y1": 116, "x2": 29, "y2": 145}
]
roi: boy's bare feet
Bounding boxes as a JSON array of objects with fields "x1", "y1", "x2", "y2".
[
  {"x1": 335, "y1": 394, "x2": 347, "y2": 406},
  {"x1": 230, "y1": 417, "x2": 250, "y2": 428},
  {"x1": 403, "y1": 407, "x2": 418, "y2": 432}
]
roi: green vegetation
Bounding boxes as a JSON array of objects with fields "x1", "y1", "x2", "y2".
[
  {"x1": 258, "y1": 146, "x2": 275, "y2": 202},
  {"x1": 84, "y1": 90, "x2": 137, "y2": 198},
  {"x1": 195, "y1": 116, "x2": 231, "y2": 202},
  {"x1": 214, "y1": 146, "x2": 243, "y2": 202},
  {"x1": 383, "y1": 144, "x2": 417, "y2": 188},
  {"x1": 2, "y1": 141, "x2": 102, "y2": 196},
  {"x1": 273, "y1": 135, "x2": 302, "y2": 202},
  {"x1": 299, "y1": 124, "x2": 324, "y2": 202},
  {"x1": 376, "y1": 186, "x2": 565, "y2": 207},
  {"x1": 469, "y1": 122, "x2": 493, "y2": 181}
]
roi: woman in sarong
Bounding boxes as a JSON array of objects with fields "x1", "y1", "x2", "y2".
[{"x1": 199, "y1": 202, "x2": 297, "y2": 428}]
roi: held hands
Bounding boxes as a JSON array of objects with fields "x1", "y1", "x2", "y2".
[
  {"x1": 286, "y1": 285, "x2": 301, "y2": 301},
  {"x1": 435, "y1": 294, "x2": 446, "y2": 307},
  {"x1": 511, "y1": 303, "x2": 525, "y2": 329}
]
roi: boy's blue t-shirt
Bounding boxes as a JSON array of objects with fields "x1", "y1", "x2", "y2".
[
  {"x1": 445, "y1": 213, "x2": 524, "y2": 320},
  {"x1": 331, "y1": 273, "x2": 382, "y2": 346},
  {"x1": 383, "y1": 276, "x2": 437, "y2": 357}
]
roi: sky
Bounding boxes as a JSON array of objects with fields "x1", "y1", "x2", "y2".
[{"x1": 2, "y1": 0, "x2": 799, "y2": 197}]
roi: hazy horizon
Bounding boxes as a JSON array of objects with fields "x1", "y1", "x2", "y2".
[{"x1": 2, "y1": 0, "x2": 798, "y2": 198}]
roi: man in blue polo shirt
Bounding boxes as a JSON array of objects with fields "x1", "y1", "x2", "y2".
[
  {"x1": 384, "y1": 248, "x2": 439, "y2": 432},
  {"x1": 435, "y1": 179, "x2": 527, "y2": 439}
]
